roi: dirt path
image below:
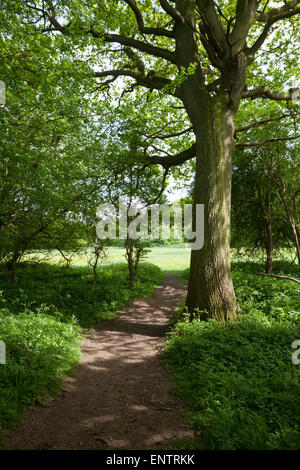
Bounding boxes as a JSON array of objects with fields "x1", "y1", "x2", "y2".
[{"x1": 0, "y1": 275, "x2": 194, "y2": 450}]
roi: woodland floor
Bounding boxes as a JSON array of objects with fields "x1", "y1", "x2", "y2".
[{"x1": 0, "y1": 275, "x2": 194, "y2": 450}]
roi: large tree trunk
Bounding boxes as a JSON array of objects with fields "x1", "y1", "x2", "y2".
[
  {"x1": 186, "y1": 96, "x2": 239, "y2": 321},
  {"x1": 174, "y1": 0, "x2": 246, "y2": 321}
]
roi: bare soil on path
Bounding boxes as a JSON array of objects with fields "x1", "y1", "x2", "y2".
[{"x1": 0, "y1": 275, "x2": 194, "y2": 450}]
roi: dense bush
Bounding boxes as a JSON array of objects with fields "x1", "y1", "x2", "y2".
[{"x1": 165, "y1": 260, "x2": 300, "y2": 449}]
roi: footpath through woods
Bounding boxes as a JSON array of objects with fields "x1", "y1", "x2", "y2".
[{"x1": 0, "y1": 275, "x2": 194, "y2": 450}]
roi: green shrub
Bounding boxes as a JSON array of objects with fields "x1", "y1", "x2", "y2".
[
  {"x1": 165, "y1": 260, "x2": 300, "y2": 449},
  {"x1": 0, "y1": 306, "x2": 81, "y2": 429}
]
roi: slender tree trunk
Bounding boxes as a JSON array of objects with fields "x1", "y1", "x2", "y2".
[
  {"x1": 12, "y1": 260, "x2": 17, "y2": 286},
  {"x1": 92, "y1": 264, "x2": 97, "y2": 285},
  {"x1": 186, "y1": 96, "x2": 239, "y2": 321},
  {"x1": 276, "y1": 185, "x2": 300, "y2": 265},
  {"x1": 7, "y1": 253, "x2": 19, "y2": 285},
  {"x1": 290, "y1": 217, "x2": 300, "y2": 264},
  {"x1": 265, "y1": 217, "x2": 273, "y2": 274},
  {"x1": 92, "y1": 251, "x2": 100, "y2": 285},
  {"x1": 125, "y1": 237, "x2": 135, "y2": 289},
  {"x1": 265, "y1": 179, "x2": 273, "y2": 274}
]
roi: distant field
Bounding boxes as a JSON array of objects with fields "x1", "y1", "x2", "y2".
[
  {"x1": 22, "y1": 246, "x2": 296, "y2": 272},
  {"x1": 23, "y1": 246, "x2": 192, "y2": 271}
]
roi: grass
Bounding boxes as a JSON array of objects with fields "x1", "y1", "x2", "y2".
[
  {"x1": 0, "y1": 262, "x2": 163, "y2": 328},
  {"x1": 1, "y1": 248, "x2": 300, "y2": 448},
  {"x1": 0, "y1": 306, "x2": 81, "y2": 430},
  {"x1": 165, "y1": 259, "x2": 300, "y2": 450},
  {"x1": 23, "y1": 246, "x2": 296, "y2": 272},
  {"x1": 23, "y1": 246, "x2": 191, "y2": 271},
  {"x1": 0, "y1": 261, "x2": 163, "y2": 430}
]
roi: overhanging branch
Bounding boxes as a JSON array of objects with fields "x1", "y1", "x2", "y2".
[
  {"x1": 146, "y1": 143, "x2": 196, "y2": 168},
  {"x1": 256, "y1": 0, "x2": 300, "y2": 23},
  {"x1": 94, "y1": 69, "x2": 173, "y2": 93},
  {"x1": 235, "y1": 134, "x2": 300, "y2": 148},
  {"x1": 103, "y1": 33, "x2": 176, "y2": 63},
  {"x1": 251, "y1": 272, "x2": 300, "y2": 284},
  {"x1": 242, "y1": 86, "x2": 298, "y2": 101},
  {"x1": 27, "y1": 2, "x2": 176, "y2": 64},
  {"x1": 234, "y1": 112, "x2": 299, "y2": 136},
  {"x1": 123, "y1": 0, "x2": 175, "y2": 38},
  {"x1": 158, "y1": 0, "x2": 185, "y2": 24},
  {"x1": 142, "y1": 126, "x2": 193, "y2": 141},
  {"x1": 250, "y1": 1, "x2": 300, "y2": 56}
]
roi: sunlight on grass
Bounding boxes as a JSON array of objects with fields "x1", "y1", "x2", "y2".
[
  {"x1": 0, "y1": 262, "x2": 163, "y2": 430},
  {"x1": 22, "y1": 246, "x2": 192, "y2": 271}
]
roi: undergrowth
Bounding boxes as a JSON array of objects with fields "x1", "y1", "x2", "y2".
[
  {"x1": 0, "y1": 261, "x2": 162, "y2": 430},
  {"x1": 165, "y1": 260, "x2": 300, "y2": 450}
]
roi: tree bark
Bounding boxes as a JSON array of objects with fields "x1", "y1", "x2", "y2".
[
  {"x1": 276, "y1": 188, "x2": 300, "y2": 265},
  {"x1": 12, "y1": 260, "x2": 17, "y2": 286},
  {"x1": 265, "y1": 178, "x2": 273, "y2": 274},
  {"x1": 290, "y1": 217, "x2": 300, "y2": 264},
  {"x1": 186, "y1": 95, "x2": 239, "y2": 321},
  {"x1": 173, "y1": 0, "x2": 245, "y2": 322},
  {"x1": 265, "y1": 217, "x2": 273, "y2": 274}
]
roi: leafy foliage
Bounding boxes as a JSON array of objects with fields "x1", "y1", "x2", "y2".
[
  {"x1": 165, "y1": 260, "x2": 300, "y2": 450},
  {"x1": 0, "y1": 262, "x2": 163, "y2": 328},
  {"x1": 0, "y1": 261, "x2": 162, "y2": 430},
  {"x1": 0, "y1": 305, "x2": 81, "y2": 429}
]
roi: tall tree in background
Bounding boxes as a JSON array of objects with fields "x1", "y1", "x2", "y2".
[
  {"x1": 232, "y1": 106, "x2": 299, "y2": 273},
  {"x1": 273, "y1": 140, "x2": 300, "y2": 264},
  {"x1": 3, "y1": 0, "x2": 300, "y2": 320}
]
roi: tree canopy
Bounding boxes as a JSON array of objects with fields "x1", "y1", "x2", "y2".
[{"x1": 1, "y1": 0, "x2": 299, "y2": 319}]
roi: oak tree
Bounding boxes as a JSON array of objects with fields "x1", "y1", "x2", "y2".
[{"x1": 5, "y1": 0, "x2": 300, "y2": 319}]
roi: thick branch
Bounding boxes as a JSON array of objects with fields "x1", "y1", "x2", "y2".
[
  {"x1": 235, "y1": 134, "x2": 300, "y2": 148},
  {"x1": 123, "y1": 0, "x2": 175, "y2": 38},
  {"x1": 158, "y1": 0, "x2": 185, "y2": 24},
  {"x1": 103, "y1": 33, "x2": 176, "y2": 63},
  {"x1": 230, "y1": 0, "x2": 258, "y2": 56},
  {"x1": 199, "y1": 22, "x2": 224, "y2": 69},
  {"x1": 47, "y1": 14, "x2": 69, "y2": 34},
  {"x1": 94, "y1": 69, "x2": 173, "y2": 93},
  {"x1": 196, "y1": 0, "x2": 229, "y2": 58},
  {"x1": 206, "y1": 78, "x2": 221, "y2": 91},
  {"x1": 250, "y1": 1, "x2": 300, "y2": 56},
  {"x1": 146, "y1": 143, "x2": 196, "y2": 168},
  {"x1": 256, "y1": 0, "x2": 300, "y2": 22},
  {"x1": 252, "y1": 272, "x2": 300, "y2": 284},
  {"x1": 242, "y1": 86, "x2": 297, "y2": 101},
  {"x1": 234, "y1": 112, "x2": 299, "y2": 136}
]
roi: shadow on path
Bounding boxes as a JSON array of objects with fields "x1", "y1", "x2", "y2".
[{"x1": 0, "y1": 275, "x2": 194, "y2": 450}]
